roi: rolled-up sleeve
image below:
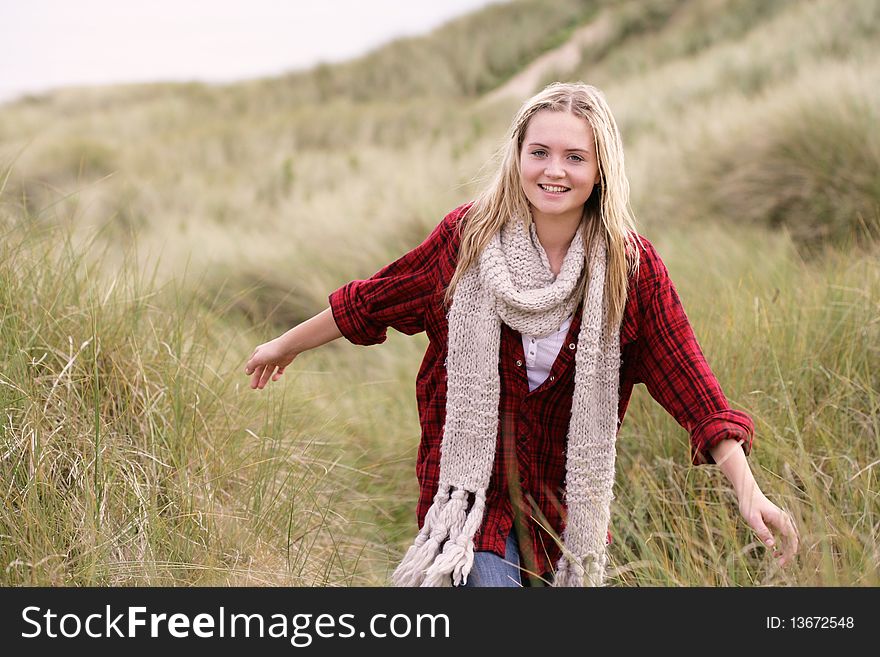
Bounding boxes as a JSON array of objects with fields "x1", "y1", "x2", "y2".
[
  {"x1": 329, "y1": 209, "x2": 458, "y2": 346},
  {"x1": 634, "y1": 240, "x2": 754, "y2": 465}
]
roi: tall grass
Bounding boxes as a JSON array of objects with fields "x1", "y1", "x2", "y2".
[
  {"x1": 631, "y1": 61, "x2": 880, "y2": 252},
  {"x1": 0, "y1": 181, "x2": 376, "y2": 586},
  {"x1": 684, "y1": 79, "x2": 880, "y2": 250},
  {"x1": 606, "y1": 222, "x2": 879, "y2": 585}
]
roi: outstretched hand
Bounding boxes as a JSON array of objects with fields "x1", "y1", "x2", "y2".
[
  {"x1": 244, "y1": 337, "x2": 297, "y2": 390},
  {"x1": 739, "y1": 486, "x2": 799, "y2": 568}
]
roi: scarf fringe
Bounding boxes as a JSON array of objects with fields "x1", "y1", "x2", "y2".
[
  {"x1": 552, "y1": 551, "x2": 607, "y2": 587},
  {"x1": 391, "y1": 486, "x2": 486, "y2": 587}
]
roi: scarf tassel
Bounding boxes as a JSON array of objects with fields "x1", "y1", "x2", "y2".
[
  {"x1": 391, "y1": 486, "x2": 486, "y2": 587},
  {"x1": 553, "y1": 551, "x2": 607, "y2": 587}
]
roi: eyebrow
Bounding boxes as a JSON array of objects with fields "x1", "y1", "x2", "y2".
[{"x1": 526, "y1": 142, "x2": 590, "y2": 154}]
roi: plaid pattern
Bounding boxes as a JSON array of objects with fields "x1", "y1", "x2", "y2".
[{"x1": 329, "y1": 202, "x2": 754, "y2": 578}]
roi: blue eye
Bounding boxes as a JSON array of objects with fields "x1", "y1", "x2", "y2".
[
  {"x1": 531, "y1": 149, "x2": 547, "y2": 157},
  {"x1": 569, "y1": 154, "x2": 584, "y2": 162}
]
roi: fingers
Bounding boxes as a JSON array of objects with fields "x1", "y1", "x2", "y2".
[
  {"x1": 752, "y1": 515, "x2": 775, "y2": 551},
  {"x1": 747, "y1": 509, "x2": 788, "y2": 567},
  {"x1": 762, "y1": 507, "x2": 799, "y2": 568},
  {"x1": 244, "y1": 349, "x2": 258, "y2": 375},
  {"x1": 744, "y1": 491, "x2": 799, "y2": 569},
  {"x1": 250, "y1": 364, "x2": 265, "y2": 389},
  {"x1": 247, "y1": 362, "x2": 285, "y2": 389},
  {"x1": 774, "y1": 510, "x2": 799, "y2": 567},
  {"x1": 250, "y1": 363, "x2": 275, "y2": 390},
  {"x1": 258, "y1": 363, "x2": 276, "y2": 389},
  {"x1": 245, "y1": 346, "x2": 274, "y2": 388},
  {"x1": 245, "y1": 345, "x2": 293, "y2": 388}
]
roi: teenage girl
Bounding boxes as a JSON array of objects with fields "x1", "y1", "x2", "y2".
[{"x1": 244, "y1": 82, "x2": 799, "y2": 587}]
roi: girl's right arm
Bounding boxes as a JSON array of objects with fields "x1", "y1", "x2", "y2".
[
  {"x1": 244, "y1": 307, "x2": 343, "y2": 390},
  {"x1": 246, "y1": 203, "x2": 468, "y2": 390}
]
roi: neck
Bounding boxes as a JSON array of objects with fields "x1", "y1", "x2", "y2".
[{"x1": 531, "y1": 208, "x2": 583, "y2": 256}]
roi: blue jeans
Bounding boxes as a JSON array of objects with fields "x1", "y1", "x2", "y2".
[{"x1": 458, "y1": 531, "x2": 522, "y2": 587}]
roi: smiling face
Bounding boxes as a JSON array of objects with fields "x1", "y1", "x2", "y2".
[{"x1": 519, "y1": 109, "x2": 601, "y2": 227}]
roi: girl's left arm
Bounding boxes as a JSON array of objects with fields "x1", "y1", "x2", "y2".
[
  {"x1": 634, "y1": 237, "x2": 798, "y2": 568},
  {"x1": 709, "y1": 439, "x2": 799, "y2": 568}
]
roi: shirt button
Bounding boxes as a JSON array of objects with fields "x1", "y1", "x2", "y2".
[
  {"x1": 515, "y1": 359, "x2": 523, "y2": 367},
  {"x1": 549, "y1": 375, "x2": 555, "y2": 382},
  {"x1": 568, "y1": 343, "x2": 576, "y2": 350}
]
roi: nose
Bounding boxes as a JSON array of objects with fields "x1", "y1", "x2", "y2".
[{"x1": 544, "y1": 160, "x2": 564, "y2": 178}]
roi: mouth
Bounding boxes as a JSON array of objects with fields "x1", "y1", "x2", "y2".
[{"x1": 538, "y1": 183, "x2": 571, "y2": 195}]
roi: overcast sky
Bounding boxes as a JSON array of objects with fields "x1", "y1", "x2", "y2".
[{"x1": 1, "y1": 0, "x2": 504, "y2": 102}]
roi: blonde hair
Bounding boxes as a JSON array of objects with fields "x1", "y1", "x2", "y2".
[{"x1": 444, "y1": 82, "x2": 642, "y2": 334}]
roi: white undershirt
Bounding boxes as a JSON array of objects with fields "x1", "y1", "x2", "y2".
[{"x1": 521, "y1": 314, "x2": 573, "y2": 392}]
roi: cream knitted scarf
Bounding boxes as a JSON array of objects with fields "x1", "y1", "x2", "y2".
[{"x1": 391, "y1": 212, "x2": 621, "y2": 587}]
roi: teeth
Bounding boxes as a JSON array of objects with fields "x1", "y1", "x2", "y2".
[{"x1": 540, "y1": 184, "x2": 568, "y2": 193}]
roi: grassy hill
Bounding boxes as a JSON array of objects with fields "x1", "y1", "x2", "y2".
[{"x1": 0, "y1": 0, "x2": 877, "y2": 585}]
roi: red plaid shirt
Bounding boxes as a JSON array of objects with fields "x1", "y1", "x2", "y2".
[{"x1": 329, "y1": 202, "x2": 754, "y2": 578}]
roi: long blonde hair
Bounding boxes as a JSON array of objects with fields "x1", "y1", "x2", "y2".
[{"x1": 444, "y1": 82, "x2": 642, "y2": 334}]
